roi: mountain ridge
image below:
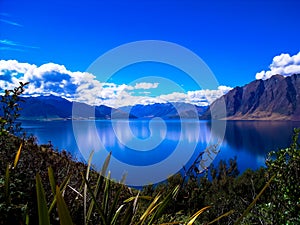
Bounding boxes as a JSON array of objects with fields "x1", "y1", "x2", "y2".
[
  {"x1": 203, "y1": 74, "x2": 300, "y2": 121},
  {"x1": 12, "y1": 95, "x2": 207, "y2": 120}
]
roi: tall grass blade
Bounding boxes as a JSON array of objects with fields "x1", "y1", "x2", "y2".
[
  {"x1": 56, "y1": 186, "x2": 73, "y2": 225},
  {"x1": 111, "y1": 204, "x2": 125, "y2": 225},
  {"x1": 86, "y1": 172, "x2": 102, "y2": 224},
  {"x1": 81, "y1": 172, "x2": 107, "y2": 225},
  {"x1": 48, "y1": 167, "x2": 56, "y2": 195},
  {"x1": 132, "y1": 191, "x2": 140, "y2": 216},
  {"x1": 108, "y1": 185, "x2": 125, "y2": 223},
  {"x1": 207, "y1": 210, "x2": 235, "y2": 224},
  {"x1": 139, "y1": 193, "x2": 161, "y2": 223},
  {"x1": 123, "y1": 191, "x2": 141, "y2": 224},
  {"x1": 187, "y1": 206, "x2": 211, "y2": 225},
  {"x1": 149, "y1": 185, "x2": 180, "y2": 224},
  {"x1": 25, "y1": 213, "x2": 30, "y2": 225},
  {"x1": 120, "y1": 172, "x2": 127, "y2": 184},
  {"x1": 122, "y1": 202, "x2": 134, "y2": 225},
  {"x1": 86, "y1": 152, "x2": 112, "y2": 225},
  {"x1": 124, "y1": 195, "x2": 152, "y2": 203},
  {"x1": 160, "y1": 223, "x2": 181, "y2": 225},
  {"x1": 48, "y1": 174, "x2": 71, "y2": 214},
  {"x1": 13, "y1": 143, "x2": 22, "y2": 168},
  {"x1": 35, "y1": 173, "x2": 50, "y2": 225},
  {"x1": 4, "y1": 164, "x2": 10, "y2": 204},
  {"x1": 84, "y1": 150, "x2": 94, "y2": 224},
  {"x1": 234, "y1": 174, "x2": 275, "y2": 225},
  {"x1": 103, "y1": 171, "x2": 111, "y2": 219},
  {"x1": 100, "y1": 151, "x2": 111, "y2": 177}
]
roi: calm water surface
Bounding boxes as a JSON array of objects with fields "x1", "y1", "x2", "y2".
[{"x1": 21, "y1": 120, "x2": 300, "y2": 176}]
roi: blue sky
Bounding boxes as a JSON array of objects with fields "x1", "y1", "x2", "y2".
[{"x1": 1, "y1": 0, "x2": 300, "y2": 107}]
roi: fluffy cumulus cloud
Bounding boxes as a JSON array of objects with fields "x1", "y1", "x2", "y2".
[
  {"x1": 256, "y1": 52, "x2": 300, "y2": 80},
  {"x1": 0, "y1": 60, "x2": 231, "y2": 107}
]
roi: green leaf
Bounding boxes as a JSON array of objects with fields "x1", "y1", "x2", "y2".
[
  {"x1": 48, "y1": 167, "x2": 56, "y2": 195},
  {"x1": 56, "y1": 186, "x2": 73, "y2": 225},
  {"x1": 48, "y1": 174, "x2": 71, "y2": 214},
  {"x1": 4, "y1": 164, "x2": 11, "y2": 204},
  {"x1": 36, "y1": 173, "x2": 50, "y2": 225}
]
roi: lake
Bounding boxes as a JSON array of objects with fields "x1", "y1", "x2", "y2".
[{"x1": 20, "y1": 119, "x2": 300, "y2": 186}]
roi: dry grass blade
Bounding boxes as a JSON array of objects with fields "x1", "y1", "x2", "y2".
[
  {"x1": 207, "y1": 210, "x2": 235, "y2": 224},
  {"x1": 159, "y1": 222, "x2": 182, "y2": 225},
  {"x1": 124, "y1": 195, "x2": 152, "y2": 203},
  {"x1": 148, "y1": 185, "x2": 180, "y2": 224},
  {"x1": 187, "y1": 206, "x2": 211, "y2": 225},
  {"x1": 132, "y1": 191, "x2": 140, "y2": 216},
  {"x1": 36, "y1": 173, "x2": 50, "y2": 225},
  {"x1": 13, "y1": 143, "x2": 22, "y2": 169},
  {"x1": 100, "y1": 151, "x2": 111, "y2": 177},
  {"x1": 139, "y1": 194, "x2": 162, "y2": 223}
]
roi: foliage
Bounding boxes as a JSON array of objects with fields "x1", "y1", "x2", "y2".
[
  {"x1": 262, "y1": 128, "x2": 300, "y2": 224},
  {"x1": 0, "y1": 82, "x2": 29, "y2": 136}
]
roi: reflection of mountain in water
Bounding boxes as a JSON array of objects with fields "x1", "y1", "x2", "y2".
[{"x1": 211, "y1": 121, "x2": 300, "y2": 155}]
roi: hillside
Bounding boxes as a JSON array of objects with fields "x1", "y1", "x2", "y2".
[{"x1": 204, "y1": 74, "x2": 300, "y2": 120}]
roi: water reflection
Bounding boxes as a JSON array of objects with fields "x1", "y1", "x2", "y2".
[
  {"x1": 212, "y1": 121, "x2": 300, "y2": 155},
  {"x1": 21, "y1": 120, "x2": 300, "y2": 176}
]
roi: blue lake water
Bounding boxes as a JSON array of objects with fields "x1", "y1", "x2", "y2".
[{"x1": 20, "y1": 119, "x2": 300, "y2": 185}]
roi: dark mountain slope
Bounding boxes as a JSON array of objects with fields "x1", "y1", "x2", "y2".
[{"x1": 204, "y1": 74, "x2": 300, "y2": 120}]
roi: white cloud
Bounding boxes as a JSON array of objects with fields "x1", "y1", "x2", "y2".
[
  {"x1": 256, "y1": 52, "x2": 300, "y2": 80},
  {"x1": 187, "y1": 86, "x2": 232, "y2": 106},
  {"x1": 0, "y1": 60, "x2": 231, "y2": 107},
  {"x1": 134, "y1": 82, "x2": 159, "y2": 89}
]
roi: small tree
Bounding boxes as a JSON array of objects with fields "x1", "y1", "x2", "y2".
[{"x1": 0, "y1": 82, "x2": 29, "y2": 136}]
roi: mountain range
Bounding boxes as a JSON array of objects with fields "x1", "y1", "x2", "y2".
[
  {"x1": 15, "y1": 95, "x2": 207, "y2": 120},
  {"x1": 2, "y1": 74, "x2": 299, "y2": 121},
  {"x1": 203, "y1": 74, "x2": 300, "y2": 121},
  {"x1": 18, "y1": 95, "x2": 133, "y2": 120}
]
